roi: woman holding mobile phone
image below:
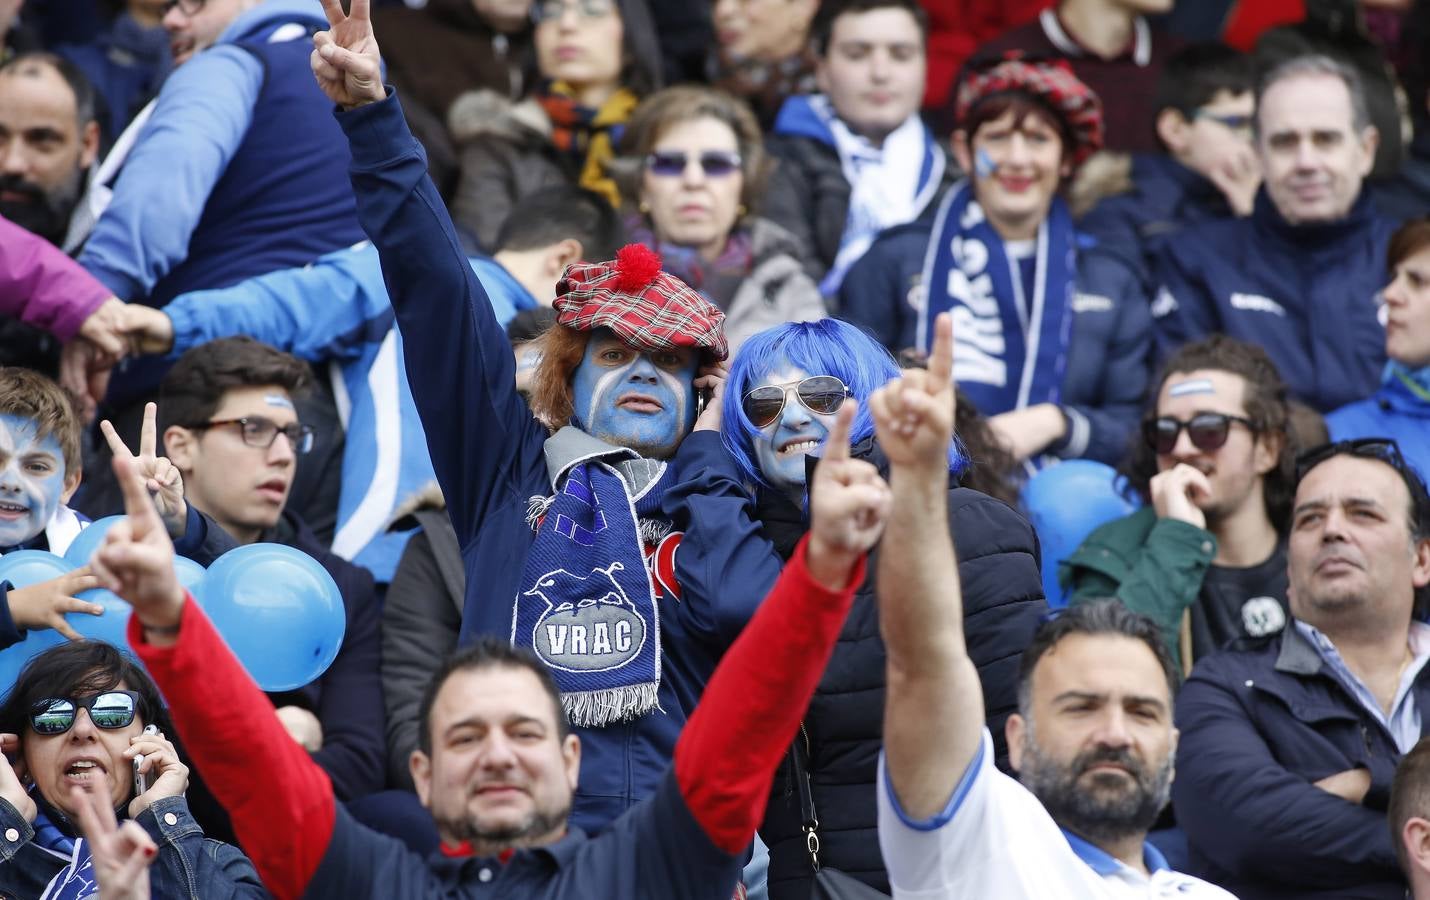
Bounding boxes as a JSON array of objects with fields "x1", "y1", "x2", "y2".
[{"x1": 0, "y1": 641, "x2": 266, "y2": 899}]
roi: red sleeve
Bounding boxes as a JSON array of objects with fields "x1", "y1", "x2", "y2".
[
  {"x1": 673, "y1": 536, "x2": 865, "y2": 854},
  {"x1": 128, "y1": 597, "x2": 336, "y2": 900}
]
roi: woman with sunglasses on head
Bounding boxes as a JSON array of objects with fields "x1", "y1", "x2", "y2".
[
  {"x1": 0, "y1": 641, "x2": 265, "y2": 899},
  {"x1": 611, "y1": 85, "x2": 826, "y2": 352},
  {"x1": 446, "y1": 0, "x2": 662, "y2": 250},
  {"x1": 840, "y1": 56, "x2": 1152, "y2": 467},
  {"x1": 663, "y1": 315, "x2": 1045, "y2": 898}
]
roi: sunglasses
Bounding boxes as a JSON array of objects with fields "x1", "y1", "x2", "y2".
[
  {"x1": 742, "y1": 376, "x2": 852, "y2": 428},
  {"x1": 30, "y1": 691, "x2": 142, "y2": 736},
  {"x1": 1294, "y1": 438, "x2": 1407, "y2": 482},
  {"x1": 1143, "y1": 413, "x2": 1255, "y2": 455},
  {"x1": 645, "y1": 150, "x2": 743, "y2": 178}
]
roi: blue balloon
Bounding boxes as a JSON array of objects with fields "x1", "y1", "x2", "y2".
[
  {"x1": 0, "y1": 629, "x2": 66, "y2": 693},
  {"x1": 173, "y1": 557, "x2": 206, "y2": 593},
  {"x1": 67, "y1": 588, "x2": 133, "y2": 648},
  {"x1": 196, "y1": 543, "x2": 345, "y2": 691},
  {"x1": 1021, "y1": 460, "x2": 1140, "y2": 608},
  {"x1": 0, "y1": 550, "x2": 73, "y2": 589},
  {"x1": 62, "y1": 516, "x2": 126, "y2": 567}
]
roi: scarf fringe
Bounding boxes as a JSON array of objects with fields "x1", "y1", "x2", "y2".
[
  {"x1": 525, "y1": 494, "x2": 556, "y2": 531},
  {"x1": 639, "y1": 518, "x2": 672, "y2": 546},
  {"x1": 562, "y1": 682, "x2": 662, "y2": 727}
]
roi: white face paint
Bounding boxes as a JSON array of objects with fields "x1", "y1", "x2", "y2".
[
  {"x1": 0, "y1": 414, "x2": 67, "y2": 547},
  {"x1": 263, "y1": 393, "x2": 295, "y2": 410},
  {"x1": 1166, "y1": 378, "x2": 1216, "y2": 398}
]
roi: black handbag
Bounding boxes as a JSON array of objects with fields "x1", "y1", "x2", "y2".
[{"x1": 789, "y1": 734, "x2": 892, "y2": 900}]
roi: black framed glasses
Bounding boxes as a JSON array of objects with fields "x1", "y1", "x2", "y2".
[
  {"x1": 742, "y1": 376, "x2": 853, "y2": 428},
  {"x1": 1194, "y1": 110, "x2": 1253, "y2": 137},
  {"x1": 186, "y1": 417, "x2": 315, "y2": 455},
  {"x1": 645, "y1": 150, "x2": 743, "y2": 179},
  {"x1": 30, "y1": 691, "x2": 142, "y2": 736},
  {"x1": 161, "y1": 0, "x2": 204, "y2": 15},
  {"x1": 1143, "y1": 413, "x2": 1256, "y2": 455},
  {"x1": 531, "y1": 0, "x2": 614, "y2": 22}
]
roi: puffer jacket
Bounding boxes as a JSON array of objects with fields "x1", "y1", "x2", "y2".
[{"x1": 708, "y1": 218, "x2": 828, "y2": 352}]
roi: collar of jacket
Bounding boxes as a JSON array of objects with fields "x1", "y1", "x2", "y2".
[
  {"x1": 1251, "y1": 184, "x2": 1378, "y2": 252},
  {"x1": 1273, "y1": 618, "x2": 1326, "y2": 677}
]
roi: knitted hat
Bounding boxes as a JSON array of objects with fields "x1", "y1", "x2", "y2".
[
  {"x1": 554, "y1": 244, "x2": 729, "y2": 362},
  {"x1": 956, "y1": 55, "x2": 1105, "y2": 167}
]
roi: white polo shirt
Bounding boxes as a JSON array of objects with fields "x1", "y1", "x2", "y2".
[{"x1": 877, "y1": 730, "x2": 1238, "y2": 898}]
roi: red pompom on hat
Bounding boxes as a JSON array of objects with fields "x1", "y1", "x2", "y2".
[{"x1": 553, "y1": 243, "x2": 729, "y2": 362}]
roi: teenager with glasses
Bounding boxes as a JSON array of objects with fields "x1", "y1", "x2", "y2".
[
  {"x1": 664, "y1": 315, "x2": 1045, "y2": 897},
  {"x1": 0, "y1": 640, "x2": 265, "y2": 898},
  {"x1": 1062, "y1": 335, "x2": 1298, "y2": 677},
  {"x1": 1171, "y1": 434, "x2": 1430, "y2": 899},
  {"x1": 611, "y1": 84, "x2": 825, "y2": 352}
]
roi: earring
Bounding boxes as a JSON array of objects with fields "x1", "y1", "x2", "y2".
[
  {"x1": 736, "y1": 204, "x2": 748, "y2": 217},
  {"x1": 638, "y1": 200, "x2": 651, "y2": 215}
]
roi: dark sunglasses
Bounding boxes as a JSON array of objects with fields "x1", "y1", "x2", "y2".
[
  {"x1": 645, "y1": 150, "x2": 743, "y2": 178},
  {"x1": 1143, "y1": 413, "x2": 1256, "y2": 455},
  {"x1": 742, "y1": 376, "x2": 852, "y2": 428},
  {"x1": 1295, "y1": 438, "x2": 1406, "y2": 482},
  {"x1": 30, "y1": 691, "x2": 141, "y2": 736}
]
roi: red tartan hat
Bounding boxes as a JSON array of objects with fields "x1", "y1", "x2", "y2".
[
  {"x1": 553, "y1": 244, "x2": 729, "y2": 362},
  {"x1": 956, "y1": 55, "x2": 1104, "y2": 167}
]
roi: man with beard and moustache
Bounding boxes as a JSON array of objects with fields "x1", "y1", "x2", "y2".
[
  {"x1": 1172, "y1": 439, "x2": 1430, "y2": 900},
  {"x1": 868, "y1": 312, "x2": 1233, "y2": 898},
  {"x1": 1062, "y1": 336, "x2": 1295, "y2": 677}
]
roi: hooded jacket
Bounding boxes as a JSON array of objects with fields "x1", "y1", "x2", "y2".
[{"x1": 1327, "y1": 366, "x2": 1430, "y2": 482}]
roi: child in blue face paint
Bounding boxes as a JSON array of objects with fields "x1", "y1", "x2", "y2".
[{"x1": 0, "y1": 368, "x2": 106, "y2": 647}]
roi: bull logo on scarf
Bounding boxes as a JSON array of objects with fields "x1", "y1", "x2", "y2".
[{"x1": 525, "y1": 561, "x2": 649, "y2": 673}]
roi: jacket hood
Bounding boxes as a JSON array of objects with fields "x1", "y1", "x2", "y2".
[
  {"x1": 772, "y1": 94, "x2": 836, "y2": 146},
  {"x1": 748, "y1": 216, "x2": 812, "y2": 266},
  {"x1": 1068, "y1": 151, "x2": 1132, "y2": 219},
  {"x1": 219, "y1": 0, "x2": 327, "y2": 45},
  {"x1": 448, "y1": 88, "x2": 551, "y2": 144}
]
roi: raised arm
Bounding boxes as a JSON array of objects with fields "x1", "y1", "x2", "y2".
[
  {"x1": 871, "y1": 312, "x2": 985, "y2": 820},
  {"x1": 0, "y1": 215, "x2": 120, "y2": 350}
]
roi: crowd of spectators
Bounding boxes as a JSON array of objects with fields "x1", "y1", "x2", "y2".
[{"x1": 3, "y1": 0, "x2": 1430, "y2": 897}]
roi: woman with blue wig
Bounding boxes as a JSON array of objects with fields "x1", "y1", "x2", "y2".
[{"x1": 663, "y1": 316, "x2": 1047, "y2": 898}]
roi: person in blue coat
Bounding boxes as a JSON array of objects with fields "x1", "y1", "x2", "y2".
[
  {"x1": 1328, "y1": 218, "x2": 1430, "y2": 481},
  {"x1": 1152, "y1": 54, "x2": 1394, "y2": 414},
  {"x1": 841, "y1": 56, "x2": 1152, "y2": 466}
]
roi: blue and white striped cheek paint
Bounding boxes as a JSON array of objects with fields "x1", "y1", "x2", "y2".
[
  {"x1": 571, "y1": 333, "x2": 697, "y2": 457},
  {"x1": 0, "y1": 414, "x2": 66, "y2": 548}
]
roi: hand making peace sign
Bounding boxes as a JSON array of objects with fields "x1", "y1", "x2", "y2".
[
  {"x1": 312, "y1": 0, "x2": 385, "y2": 110},
  {"x1": 99, "y1": 403, "x2": 187, "y2": 539}
]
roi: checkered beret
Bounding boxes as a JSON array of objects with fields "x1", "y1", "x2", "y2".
[
  {"x1": 553, "y1": 244, "x2": 729, "y2": 362},
  {"x1": 956, "y1": 55, "x2": 1104, "y2": 167}
]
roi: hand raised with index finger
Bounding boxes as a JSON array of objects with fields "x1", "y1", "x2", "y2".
[
  {"x1": 870, "y1": 312, "x2": 955, "y2": 471},
  {"x1": 90, "y1": 456, "x2": 185, "y2": 631},
  {"x1": 807, "y1": 402, "x2": 891, "y2": 587},
  {"x1": 312, "y1": 0, "x2": 384, "y2": 110}
]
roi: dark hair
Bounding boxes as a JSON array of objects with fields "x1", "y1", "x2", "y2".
[
  {"x1": 158, "y1": 337, "x2": 313, "y2": 437},
  {"x1": 1389, "y1": 217, "x2": 1430, "y2": 271},
  {"x1": 1153, "y1": 43, "x2": 1253, "y2": 119},
  {"x1": 1404, "y1": 0, "x2": 1430, "y2": 124},
  {"x1": 540, "y1": 0, "x2": 663, "y2": 98},
  {"x1": 1391, "y1": 736, "x2": 1430, "y2": 875},
  {"x1": 416, "y1": 637, "x2": 569, "y2": 756},
  {"x1": 0, "y1": 367, "x2": 82, "y2": 478},
  {"x1": 0, "y1": 52, "x2": 98, "y2": 132},
  {"x1": 494, "y1": 185, "x2": 625, "y2": 263},
  {"x1": 0, "y1": 642, "x2": 173, "y2": 802},
  {"x1": 809, "y1": 0, "x2": 928, "y2": 57},
  {"x1": 1017, "y1": 600, "x2": 1179, "y2": 715},
  {"x1": 961, "y1": 92, "x2": 1073, "y2": 163},
  {"x1": 1120, "y1": 335, "x2": 1296, "y2": 531}
]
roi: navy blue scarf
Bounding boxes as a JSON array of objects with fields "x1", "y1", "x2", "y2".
[{"x1": 918, "y1": 181, "x2": 1076, "y2": 414}]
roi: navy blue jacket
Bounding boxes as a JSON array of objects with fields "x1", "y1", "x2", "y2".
[
  {"x1": 338, "y1": 90, "x2": 763, "y2": 832},
  {"x1": 1172, "y1": 623, "x2": 1423, "y2": 899},
  {"x1": 839, "y1": 214, "x2": 1152, "y2": 464},
  {"x1": 1153, "y1": 189, "x2": 1393, "y2": 413}
]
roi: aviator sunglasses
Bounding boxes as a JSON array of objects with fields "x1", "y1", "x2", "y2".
[
  {"x1": 742, "y1": 376, "x2": 853, "y2": 428},
  {"x1": 30, "y1": 691, "x2": 142, "y2": 735},
  {"x1": 645, "y1": 150, "x2": 743, "y2": 178},
  {"x1": 1143, "y1": 413, "x2": 1256, "y2": 455}
]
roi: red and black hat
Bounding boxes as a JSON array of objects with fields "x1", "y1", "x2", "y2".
[
  {"x1": 956, "y1": 54, "x2": 1105, "y2": 167},
  {"x1": 553, "y1": 244, "x2": 729, "y2": 362}
]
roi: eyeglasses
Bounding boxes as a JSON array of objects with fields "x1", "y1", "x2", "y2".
[
  {"x1": 645, "y1": 150, "x2": 744, "y2": 179},
  {"x1": 1194, "y1": 110, "x2": 1254, "y2": 137},
  {"x1": 186, "y1": 417, "x2": 315, "y2": 455},
  {"x1": 1143, "y1": 413, "x2": 1256, "y2": 455},
  {"x1": 161, "y1": 0, "x2": 204, "y2": 15},
  {"x1": 531, "y1": 0, "x2": 614, "y2": 22},
  {"x1": 742, "y1": 376, "x2": 852, "y2": 428},
  {"x1": 30, "y1": 691, "x2": 142, "y2": 736}
]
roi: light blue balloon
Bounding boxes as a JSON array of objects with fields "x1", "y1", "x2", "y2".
[
  {"x1": 1021, "y1": 460, "x2": 1140, "y2": 608},
  {"x1": 67, "y1": 588, "x2": 133, "y2": 649},
  {"x1": 173, "y1": 557, "x2": 206, "y2": 593},
  {"x1": 196, "y1": 543, "x2": 345, "y2": 691},
  {"x1": 0, "y1": 629, "x2": 66, "y2": 694},
  {"x1": 0, "y1": 550, "x2": 73, "y2": 590},
  {"x1": 62, "y1": 516, "x2": 126, "y2": 567}
]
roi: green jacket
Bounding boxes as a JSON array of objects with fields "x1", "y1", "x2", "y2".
[{"x1": 1058, "y1": 505, "x2": 1217, "y2": 673}]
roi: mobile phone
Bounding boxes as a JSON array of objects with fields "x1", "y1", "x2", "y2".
[
  {"x1": 697, "y1": 385, "x2": 714, "y2": 417},
  {"x1": 133, "y1": 724, "x2": 159, "y2": 796}
]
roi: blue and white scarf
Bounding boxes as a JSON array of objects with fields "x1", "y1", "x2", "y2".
[
  {"x1": 917, "y1": 181, "x2": 1076, "y2": 415},
  {"x1": 33, "y1": 803, "x2": 96, "y2": 900},
  {"x1": 515, "y1": 437, "x2": 675, "y2": 727}
]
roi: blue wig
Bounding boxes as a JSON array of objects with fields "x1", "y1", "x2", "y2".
[{"x1": 721, "y1": 319, "x2": 966, "y2": 490}]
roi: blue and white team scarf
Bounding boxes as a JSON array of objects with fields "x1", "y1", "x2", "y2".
[{"x1": 917, "y1": 181, "x2": 1075, "y2": 415}]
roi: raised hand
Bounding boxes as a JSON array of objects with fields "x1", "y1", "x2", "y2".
[
  {"x1": 0, "y1": 733, "x2": 35, "y2": 824},
  {"x1": 870, "y1": 311, "x2": 955, "y2": 472},
  {"x1": 112, "y1": 305, "x2": 175, "y2": 357},
  {"x1": 806, "y1": 400, "x2": 891, "y2": 589},
  {"x1": 100, "y1": 403, "x2": 187, "y2": 539},
  {"x1": 312, "y1": 0, "x2": 384, "y2": 110},
  {"x1": 1150, "y1": 462, "x2": 1212, "y2": 529},
  {"x1": 8, "y1": 568, "x2": 103, "y2": 641},
  {"x1": 58, "y1": 339, "x2": 116, "y2": 425},
  {"x1": 72, "y1": 782, "x2": 158, "y2": 900},
  {"x1": 89, "y1": 455, "x2": 185, "y2": 635},
  {"x1": 76, "y1": 298, "x2": 129, "y2": 358},
  {"x1": 691, "y1": 359, "x2": 728, "y2": 433}
]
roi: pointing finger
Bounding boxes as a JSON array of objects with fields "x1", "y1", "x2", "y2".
[
  {"x1": 926, "y1": 312, "x2": 954, "y2": 391},
  {"x1": 113, "y1": 455, "x2": 161, "y2": 538},
  {"x1": 821, "y1": 400, "x2": 857, "y2": 464}
]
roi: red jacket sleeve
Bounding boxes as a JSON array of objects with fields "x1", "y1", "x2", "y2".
[
  {"x1": 129, "y1": 597, "x2": 336, "y2": 900},
  {"x1": 673, "y1": 536, "x2": 865, "y2": 854}
]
